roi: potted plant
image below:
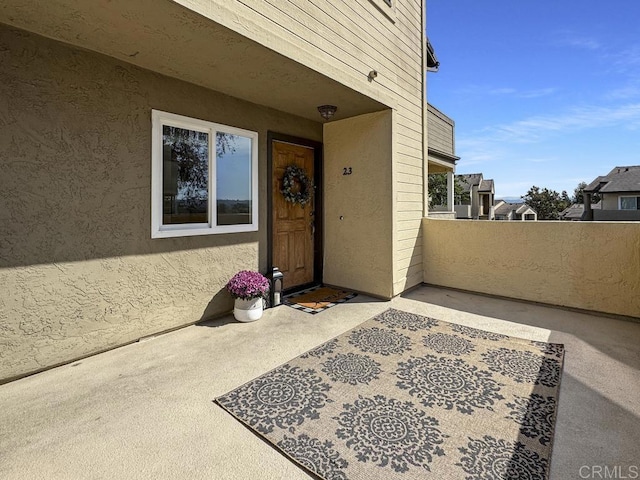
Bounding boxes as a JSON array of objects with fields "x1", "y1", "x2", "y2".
[{"x1": 226, "y1": 270, "x2": 270, "y2": 322}]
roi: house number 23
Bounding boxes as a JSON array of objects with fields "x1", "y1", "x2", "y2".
[{"x1": 343, "y1": 167, "x2": 353, "y2": 175}]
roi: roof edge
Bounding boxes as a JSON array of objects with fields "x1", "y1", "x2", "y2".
[
  {"x1": 427, "y1": 38, "x2": 439, "y2": 71},
  {"x1": 428, "y1": 147, "x2": 459, "y2": 163}
]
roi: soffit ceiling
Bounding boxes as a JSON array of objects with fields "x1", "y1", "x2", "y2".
[{"x1": 0, "y1": 0, "x2": 388, "y2": 122}]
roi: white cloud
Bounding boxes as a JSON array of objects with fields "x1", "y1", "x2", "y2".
[
  {"x1": 564, "y1": 37, "x2": 601, "y2": 50},
  {"x1": 488, "y1": 87, "x2": 517, "y2": 95},
  {"x1": 518, "y1": 88, "x2": 558, "y2": 99},
  {"x1": 454, "y1": 85, "x2": 557, "y2": 99},
  {"x1": 479, "y1": 103, "x2": 640, "y2": 143},
  {"x1": 453, "y1": 102, "x2": 640, "y2": 196},
  {"x1": 605, "y1": 84, "x2": 640, "y2": 100},
  {"x1": 551, "y1": 31, "x2": 601, "y2": 50},
  {"x1": 605, "y1": 45, "x2": 640, "y2": 74}
]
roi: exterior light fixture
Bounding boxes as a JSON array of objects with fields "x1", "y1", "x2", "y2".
[
  {"x1": 368, "y1": 70, "x2": 378, "y2": 81},
  {"x1": 317, "y1": 105, "x2": 337, "y2": 121},
  {"x1": 267, "y1": 267, "x2": 284, "y2": 307}
]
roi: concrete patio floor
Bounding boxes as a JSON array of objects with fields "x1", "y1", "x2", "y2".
[{"x1": 1, "y1": 285, "x2": 639, "y2": 479}]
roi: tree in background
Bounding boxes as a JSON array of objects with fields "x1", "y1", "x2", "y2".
[
  {"x1": 428, "y1": 173, "x2": 468, "y2": 208},
  {"x1": 163, "y1": 128, "x2": 237, "y2": 211},
  {"x1": 573, "y1": 181, "x2": 600, "y2": 204},
  {"x1": 522, "y1": 186, "x2": 571, "y2": 220}
]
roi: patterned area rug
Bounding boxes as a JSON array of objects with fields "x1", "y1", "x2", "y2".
[
  {"x1": 284, "y1": 286, "x2": 358, "y2": 314},
  {"x1": 215, "y1": 309, "x2": 564, "y2": 479}
]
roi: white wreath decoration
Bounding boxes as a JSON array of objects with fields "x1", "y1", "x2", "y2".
[{"x1": 281, "y1": 165, "x2": 314, "y2": 205}]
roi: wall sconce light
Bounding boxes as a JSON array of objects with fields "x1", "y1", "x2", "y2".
[
  {"x1": 317, "y1": 105, "x2": 338, "y2": 121},
  {"x1": 368, "y1": 70, "x2": 378, "y2": 81}
]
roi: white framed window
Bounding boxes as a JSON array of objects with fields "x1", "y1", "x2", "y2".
[
  {"x1": 151, "y1": 110, "x2": 258, "y2": 238},
  {"x1": 619, "y1": 196, "x2": 640, "y2": 210}
]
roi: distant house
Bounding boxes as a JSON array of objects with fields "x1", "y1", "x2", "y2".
[
  {"x1": 494, "y1": 201, "x2": 538, "y2": 221},
  {"x1": 455, "y1": 173, "x2": 495, "y2": 220},
  {"x1": 560, "y1": 202, "x2": 601, "y2": 221},
  {"x1": 583, "y1": 166, "x2": 640, "y2": 221}
]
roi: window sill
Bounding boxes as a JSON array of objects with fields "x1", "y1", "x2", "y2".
[{"x1": 151, "y1": 223, "x2": 258, "y2": 239}]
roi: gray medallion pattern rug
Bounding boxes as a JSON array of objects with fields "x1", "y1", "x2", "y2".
[{"x1": 215, "y1": 308, "x2": 564, "y2": 480}]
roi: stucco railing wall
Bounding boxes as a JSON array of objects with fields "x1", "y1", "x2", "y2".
[
  {"x1": 422, "y1": 218, "x2": 640, "y2": 319},
  {"x1": 454, "y1": 205, "x2": 471, "y2": 219},
  {"x1": 593, "y1": 210, "x2": 640, "y2": 221}
]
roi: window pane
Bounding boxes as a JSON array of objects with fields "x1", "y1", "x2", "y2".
[
  {"x1": 162, "y1": 125, "x2": 209, "y2": 225},
  {"x1": 620, "y1": 197, "x2": 637, "y2": 210},
  {"x1": 216, "y1": 133, "x2": 252, "y2": 225}
]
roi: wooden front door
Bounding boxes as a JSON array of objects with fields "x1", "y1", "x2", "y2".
[{"x1": 272, "y1": 141, "x2": 317, "y2": 291}]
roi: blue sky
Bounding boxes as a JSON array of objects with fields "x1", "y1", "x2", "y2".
[
  {"x1": 427, "y1": 1, "x2": 640, "y2": 199},
  {"x1": 217, "y1": 134, "x2": 252, "y2": 201}
]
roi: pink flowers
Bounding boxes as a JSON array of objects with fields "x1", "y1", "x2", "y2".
[{"x1": 226, "y1": 270, "x2": 270, "y2": 300}]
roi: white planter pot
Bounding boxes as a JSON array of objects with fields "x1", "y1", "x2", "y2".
[{"x1": 233, "y1": 297, "x2": 264, "y2": 323}]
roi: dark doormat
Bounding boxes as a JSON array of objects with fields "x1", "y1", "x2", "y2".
[{"x1": 284, "y1": 286, "x2": 358, "y2": 314}]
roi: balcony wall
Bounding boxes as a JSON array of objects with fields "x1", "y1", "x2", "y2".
[
  {"x1": 454, "y1": 204, "x2": 471, "y2": 219},
  {"x1": 427, "y1": 104, "x2": 454, "y2": 155},
  {"x1": 422, "y1": 218, "x2": 640, "y2": 318},
  {"x1": 593, "y1": 210, "x2": 640, "y2": 221}
]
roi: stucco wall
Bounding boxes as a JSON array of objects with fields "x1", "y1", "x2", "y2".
[
  {"x1": 601, "y1": 194, "x2": 619, "y2": 210},
  {"x1": 1, "y1": 0, "x2": 428, "y2": 302},
  {"x1": 0, "y1": 26, "x2": 321, "y2": 381},
  {"x1": 423, "y1": 218, "x2": 640, "y2": 318},
  {"x1": 323, "y1": 111, "x2": 394, "y2": 298},
  {"x1": 190, "y1": 0, "x2": 427, "y2": 296}
]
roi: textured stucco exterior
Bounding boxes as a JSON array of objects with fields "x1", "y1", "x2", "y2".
[
  {"x1": 323, "y1": 111, "x2": 394, "y2": 298},
  {"x1": 423, "y1": 218, "x2": 640, "y2": 318},
  {"x1": 0, "y1": 26, "x2": 321, "y2": 381},
  {"x1": 0, "y1": 1, "x2": 429, "y2": 297},
  {"x1": 602, "y1": 194, "x2": 620, "y2": 210},
  {"x1": 0, "y1": 0, "x2": 429, "y2": 381}
]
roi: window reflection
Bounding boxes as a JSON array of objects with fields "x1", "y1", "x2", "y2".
[
  {"x1": 216, "y1": 133, "x2": 252, "y2": 225},
  {"x1": 162, "y1": 126, "x2": 209, "y2": 225}
]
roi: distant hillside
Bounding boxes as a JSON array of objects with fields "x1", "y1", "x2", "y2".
[{"x1": 496, "y1": 197, "x2": 522, "y2": 203}]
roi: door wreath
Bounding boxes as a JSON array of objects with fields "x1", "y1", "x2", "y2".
[{"x1": 281, "y1": 165, "x2": 314, "y2": 205}]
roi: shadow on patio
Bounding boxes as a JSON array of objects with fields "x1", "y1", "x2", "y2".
[{"x1": 0, "y1": 285, "x2": 638, "y2": 479}]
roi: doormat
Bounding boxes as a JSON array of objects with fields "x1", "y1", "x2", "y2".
[
  {"x1": 284, "y1": 286, "x2": 358, "y2": 314},
  {"x1": 215, "y1": 308, "x2": 564, "y2": 480}
]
